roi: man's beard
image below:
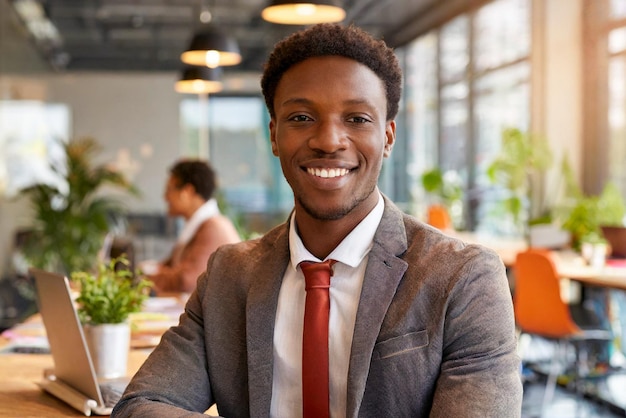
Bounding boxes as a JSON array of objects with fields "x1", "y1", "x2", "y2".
[{"x1": 295, "y1": 184, "x2": 376, "y2": 221}]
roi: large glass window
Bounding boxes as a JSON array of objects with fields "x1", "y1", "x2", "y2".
[
  {"x1": 403, "y1": 0, "x2": 531, "y2": 233},
  {"x1": 0, "y1": 100, "x2": 70, "y2": 198},
  {"x1": 439, "y1": 16, "x2": 470, "y2": 182},
  {"x1": 404, "y1": 33, "x2": 438, "y2": 216},
  {"x1": 180, "y1": 95, "x2": 291, "y2": 235},
  {"x1": 608, "y1": 0, "x2": 626, "y2": 197}
]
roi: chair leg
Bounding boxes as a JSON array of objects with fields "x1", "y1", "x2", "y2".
[
  {"x1": 573, "y1": 342, "x2": 591, "y2": 418},
  {"x1": 541, "y1": 339, "x2": 564, "y2": 416}
]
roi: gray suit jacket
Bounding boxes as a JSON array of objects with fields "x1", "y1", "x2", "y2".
[{"x1": 112, "y1": 198, "x2": 523, "y2": 417}]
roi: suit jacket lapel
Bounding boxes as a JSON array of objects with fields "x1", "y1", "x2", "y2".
[
  {"x1": 243, "y1": 203, "x2": 408, "y2": 417},
  {"x1": 346, "y1": 198, "x2": 409, "y2": 417},
  {"x1": 246, "y1": 224, "x2": 290, "y2": 417}
]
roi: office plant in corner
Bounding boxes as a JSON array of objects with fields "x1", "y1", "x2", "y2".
[
  {"x1": 72, "y1": 255, "x2": 152, "y2": 378},
  {"x1": 20, "y1": 137, "x2": 138, "y2": 275}
]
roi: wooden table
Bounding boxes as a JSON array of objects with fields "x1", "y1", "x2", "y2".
[
  {"x1": 450, "y1": 231, "x2": 626, "y2": 290},
  {"x1": 552, "y1": 251, "x2": 626, "y2": 291},
  {"x1": 0, "y1": 350, "x2": 149, "y2": 417},
  {"x1": 0, "y1": 295, "x2": 187, "y2": 417}
]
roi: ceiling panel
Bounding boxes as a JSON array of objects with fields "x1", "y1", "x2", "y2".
[{"x1": 4, "y1": 0, "x2": 454, "y2": 74}]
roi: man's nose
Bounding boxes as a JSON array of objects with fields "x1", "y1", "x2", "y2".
[{"x1": 308, "y1": 119, "x2": 347, "y2": 153}]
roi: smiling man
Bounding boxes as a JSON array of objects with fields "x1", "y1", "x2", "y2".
[{"x1": 112, "y1": 24, "x2": 522, "y2": 418}]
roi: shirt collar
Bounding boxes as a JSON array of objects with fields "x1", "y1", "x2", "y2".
[
  {"x1": 289, "y1": 191, "x2": 384, "y2": 270},
  {"x1": 177, "y1": 198, "x2": 220, "y2": 245}
]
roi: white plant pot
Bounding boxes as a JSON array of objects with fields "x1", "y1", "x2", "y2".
[
  {"x1": 83, "y1": 322, "x2": 130, "y2": 379},
  {"x1": 581, "y1": 242, "x2": 608, "y2": 268}
]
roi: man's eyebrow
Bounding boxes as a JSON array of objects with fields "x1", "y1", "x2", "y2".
[
  {"x1": 279, "y1": 97, "x2": 375, "y2": 108},
  {"x1": 279, "y1": 97, "x2": 313, "y2": 107},
  {"x1": 343, "y1": 98, "x2": 375, "y2": 107}
]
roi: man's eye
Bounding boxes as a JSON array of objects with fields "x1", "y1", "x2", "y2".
[
  {"x1": 349, "y1": 116, "x2": 370, "y2": 124},
  {"x1": 290, "y1": 115, "x2": 312, "y2": 122}
]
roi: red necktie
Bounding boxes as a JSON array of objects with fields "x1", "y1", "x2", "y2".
[{"x1": 300, "y1": 259, "x2": 335, "y2": 418}]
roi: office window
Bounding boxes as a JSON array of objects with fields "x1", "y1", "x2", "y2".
[
  {"x1": 0, "y1": 101, "x2": 70, "y2": 198},
  {"x1": 404, "y1": 33, "x2": 438, "y2": 214},
  {"x1": 608, "y1": 0, "x2": 626, "y2": 197},
  {"x1": 180, "y1": 96, "x2": 291, "y2": 234},
  {"x1": 611, "y1": 0, "x2": 626, "y2": 18},
  {"x1": 473, "y1": 0, "x2": 530, "y2": 71},
  {"x1": 440, "y1": 16, "x2": 470, "y2": 180},
  {"x1": 403, "y1": 0, "x2": 531, "y2": 232}
]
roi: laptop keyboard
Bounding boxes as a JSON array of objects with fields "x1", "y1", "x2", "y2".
[{"x1": 9, "y1": 345, "x2": 51, "y2": 354}]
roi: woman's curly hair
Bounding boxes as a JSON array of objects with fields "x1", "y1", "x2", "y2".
[{"x1": 261, "y1": 23, "x2": 403, "y2": 121}]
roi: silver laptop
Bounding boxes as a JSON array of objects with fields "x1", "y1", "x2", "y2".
[{"x1": 30, "y1": 268, "x2": 129, "y2": 416}]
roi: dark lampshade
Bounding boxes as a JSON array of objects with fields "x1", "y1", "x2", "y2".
[
  {"x1": 261, "y1": 0, "x2": 346, "y2": 25},
  {"x1": 174, "y1": 66, "x2": 223, "y2": 94},
  {"x1": 180, "y1": 27, "x2": 242, "y2": 68}
]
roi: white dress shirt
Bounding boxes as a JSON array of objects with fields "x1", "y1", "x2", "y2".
[{"x1": 270, "y1": 193, "x2": 385, "y2": 418}]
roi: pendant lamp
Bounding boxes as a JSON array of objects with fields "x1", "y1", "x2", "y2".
[
  {"x1": 181, "y1": 26, "x2": 242, "y2": 68},
  {"x1": 175, "y1": 66, "x2": 223, "y2": 94},
  {"x1": 261, "y1": 0, "x2": 346, "y2": 25}
]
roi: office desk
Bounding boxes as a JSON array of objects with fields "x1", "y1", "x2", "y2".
[
  {"x1": 0, "y1": 296, "x2": 186, "y2": 417},
  {"x1": 0, "y1": 350, "x2": 149, "y2": 417},
  {"x1": 451, "y1": 231, "x2": 626, "y2": 291},
  {"x1": 552, "y1": 252, "x2": 626, "y2": 291}
]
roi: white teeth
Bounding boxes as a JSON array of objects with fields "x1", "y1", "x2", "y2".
[{"x1": 307, "y1": 168, "x2": 349, "y2": 178}]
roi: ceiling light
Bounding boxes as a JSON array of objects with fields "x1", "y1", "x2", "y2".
[
  {"x1": 180, "y1": 27, "x2": 241, "y2": 68},
  {"x1": 261, "y1": 0, "x2": 346, "y2": 25},
  {"x1": 175, "y1": 66, "x2": 223, "y2": 94}
]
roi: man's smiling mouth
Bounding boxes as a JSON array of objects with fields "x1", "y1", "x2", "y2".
[{"x1": 306, "y1": 168, "x2": 350, "y2": 178}]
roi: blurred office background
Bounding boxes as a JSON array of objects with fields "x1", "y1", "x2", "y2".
[
  {"x1": 4, "y1": 2, "x2": 626, "y2": 414},
  {"x1": 0, "y1": 0, "x2": 623, "y2": 272}
]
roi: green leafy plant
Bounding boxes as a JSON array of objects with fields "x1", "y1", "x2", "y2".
[
  {"x1": 19, "y1": 137, "x2": 138, "y2": 275},
  {"x1": 421, "y1": 167, "x2": 464, "y2": 229},
  {"x1": 486, "y1": 128, "x2": 553, "y2": 236},
  {"x1": 560, "y1": 181, "x2": 626, "y2": 250},
  {"x1": 421, "y1": 168, "x2": 463, "y2": 207},
  {"x1": 596, "y1": 182, "x2": 626, "y2": 226},
  {"x1": 71, "y1": 256, "x2": 152, "y2": 325}
]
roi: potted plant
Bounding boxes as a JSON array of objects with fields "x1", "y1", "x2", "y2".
[
  {"x1": 486, "y1": 128, "x2": 553, "y2": 239},
  {"x1": 71, "y1": 255, "x2": 152, "y2": 378},
  {"x1": 560, "y1": 181, "x2": 626, "y2": 252},
  {"x1": 19, "y1": 137, "x2": 138, "y2": 275},
  {"x1": 421, "y1": 167, "x2": 464, "y2": 229}
]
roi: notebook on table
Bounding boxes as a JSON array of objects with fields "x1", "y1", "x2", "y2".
[{"x1": 30, "y1": 268, "x2": 130, "y2": 416}]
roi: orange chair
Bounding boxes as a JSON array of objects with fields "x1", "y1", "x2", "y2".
[
  {"x1": 426, "y1": 204, "x2": 452, "y2": 230},
  {"x1": 514, "y1": 249, "x2": 611, "y2": 415}
]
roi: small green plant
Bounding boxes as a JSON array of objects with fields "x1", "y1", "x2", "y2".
[
  {"x1": 560, "y1": 181, "x2": 626, "y2": 250},
  {"x1": 421, "y1": 167, "x2": 464, "y2": 229},
  {"x1": 71, "y1": 256, "x2": 152, "y2": 325},
  {"x1": 421, "y1": 168, "x2": 463, "y2": 207},
  {"x1": 486, "y1": 128, "x2": 553, "y2": 232}
]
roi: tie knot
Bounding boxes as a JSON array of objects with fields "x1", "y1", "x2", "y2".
[{"x1": 300, "y1": 259, "x2": 335, "y2": 290}]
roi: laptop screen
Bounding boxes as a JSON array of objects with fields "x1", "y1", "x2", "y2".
[{"x1": 30, "y1": 268, "x2": 105, "y2": 405}]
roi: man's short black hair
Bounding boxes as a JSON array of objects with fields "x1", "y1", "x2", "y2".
[
  {"x1": 261, "y1": 23, "x2": 402, "y2": 121},
  {"x1": 169, "y1": 159, "x2": 216, "y2": 201}
]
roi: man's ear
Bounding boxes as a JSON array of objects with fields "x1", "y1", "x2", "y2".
[
  {"x1": 269, "y1": 119, "x2": 279, "y2": 156},
  {"x1": 383, "y1": 120, "x2": 396, "y2": 158},
  {"x1": 181, "y1": 183, "x2": 196, "y2": 197}
]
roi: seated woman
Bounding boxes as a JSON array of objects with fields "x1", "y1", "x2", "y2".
[{"x1": 142, "y1": 159, "x2": 240, "y2": 294}]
